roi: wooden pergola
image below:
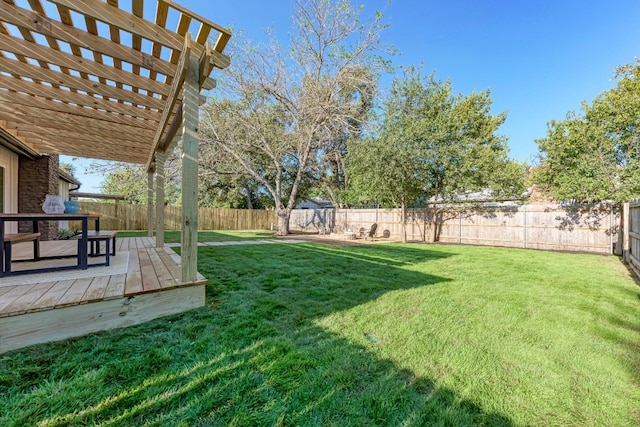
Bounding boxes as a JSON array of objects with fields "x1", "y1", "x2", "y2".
[{"x1": 0, "y1": 0, "x2": 231, "y2": 284}]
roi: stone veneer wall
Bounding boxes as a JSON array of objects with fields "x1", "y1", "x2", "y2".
[{"x1": 18, "y1": 154, "x2": 60, "y2": 241}]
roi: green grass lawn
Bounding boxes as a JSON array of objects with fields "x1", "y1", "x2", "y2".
[{"x1": 1, "y1": 242, "x2": 639, "y2": 426}]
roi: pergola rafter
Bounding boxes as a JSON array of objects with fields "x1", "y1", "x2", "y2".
[
  {"x1": 0, "y1": 0, "x2": 231, "y2": 284},
  {"x1": 0, "y1": 0, "x2": 230, "y2": 163}
]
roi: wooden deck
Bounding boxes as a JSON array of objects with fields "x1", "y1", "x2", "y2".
[{"x1": 0, "y1": 237, "x2": 207, "y2": 354}]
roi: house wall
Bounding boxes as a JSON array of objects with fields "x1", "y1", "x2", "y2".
[
  {"x1": 0, "y1": 146, "x2": 18, "y2": 233},
  {"x1": 58, "y1": 179, "x2": 70, "y2": 229},
  {"x1": 58, "y1": 180, "x2": 70, "y2": 200},
  {"x1": 18, "y1": 154, "x2": 60, "y2": 240}
]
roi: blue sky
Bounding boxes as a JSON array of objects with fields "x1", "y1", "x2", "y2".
[{"x1": 69, "y1": 0, "x2": 640, "y2": 192}]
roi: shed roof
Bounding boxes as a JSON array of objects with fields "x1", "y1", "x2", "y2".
[{"x1": 0, "y1": 0, "x2": 230, "y2": 168}]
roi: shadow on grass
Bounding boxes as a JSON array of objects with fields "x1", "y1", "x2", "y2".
[{"x1": 0, "y1": 243, "x2": 516, "y2": 426}]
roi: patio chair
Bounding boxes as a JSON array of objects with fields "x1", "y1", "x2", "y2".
[{"x1": 365, "y1": 223, "x2": 378, "y2": 240}]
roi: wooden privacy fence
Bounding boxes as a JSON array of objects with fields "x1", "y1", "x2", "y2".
[
  {"x1": 290, "y1": 204, "x2": 619, "y2": 254},
  {"x1": 623, "y1": 200, "x2": 640, "y2": 273},
  {"x1": 74, "y1": 202, "x2": 277, "y2": 231}
]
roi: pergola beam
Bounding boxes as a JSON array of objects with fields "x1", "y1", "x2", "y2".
[
  {"x1": 0, "y1": 3, "x2": 177, "y2": 78},
  {"x1": 0, "y1": 58, "x2": 165, "y2": 110},
  {"x1": 158, "y1": 103, "x2": 183, "y2": 153},
  {"x1": 145, "y1": 34, "x2": 191, "y2": 171},
  {"x1": 0, "y1": 104, "x2": 156, "y2": 136},
  {"x1": 0, "y1": 34, "x2": 168, "y2": 95},
  {"x1": 49, "y1": 0, "x2": 230, "y2": 69},
  {"x1": 0, "y1": 91, "x2": 158, "y2": 130},
  {"x1": 0, "y1": 32, "x2": 170, "y2": 98},
  {"x1": 0, "y1": 76, "x2": 161, "y2": 122}
]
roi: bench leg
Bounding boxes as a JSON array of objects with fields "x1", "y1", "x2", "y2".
[
  {"x1": 33, "y1": 238, "x2": 40, "y2": 261},
  {"x1": 4, "y1": 242, "x2": 11, "y2": 274},
  {"x1": 111, "y1": 236, "x2": 116, "y2": 256},
  {"x1": 105, "y1": 239, "x2": 111, "y2": 266}
]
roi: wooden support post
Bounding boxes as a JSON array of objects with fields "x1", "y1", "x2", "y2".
[
  {"x1": 147, "y1": 171, "x2": 154, "y2": 237},
  {"x1": 181, "y1": 45, "x2": 200, "y2": 283},
  {"x1": 155, "y1": 150, "x2": 166, "y2": 248}
]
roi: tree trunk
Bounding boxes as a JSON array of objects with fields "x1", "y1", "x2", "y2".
[
  {"x1": 243, "y1": 184, "x2": 254, "y2": 209},
  {"x1": 422, "y1": 207, "x2": 427, "y2": 242},
  {"x1": 277, "y1": 207, "x2": 290, "y2": 236},
  {"x1": 429, "y1": 207, "x2": 439, "y2": 243}
]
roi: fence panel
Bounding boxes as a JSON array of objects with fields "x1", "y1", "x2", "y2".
[
  {"x1": 290, "y1": 204, "x2": 618, "y2": 254},
  {"x1": 627, "y1": 200, "x2": 640, "y2": 272},
  {"x1": 75, "y1": 202, "x2": 277, "y2": 231},
  {"x1": 71, "y1": 202, "x2": 618, "y2": 254}
]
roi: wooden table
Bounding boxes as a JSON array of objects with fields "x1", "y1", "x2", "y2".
[{"x1": 0, "y1": 213, "x2": 98, "y2": 277}]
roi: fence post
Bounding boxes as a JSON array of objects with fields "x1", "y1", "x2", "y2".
[
  {"x1": 413, "y1": 208, "x2": 417, "y2": 241},
  {"x1": 458, "y1": 210, "x2": 462, "y2": 243},
  {"x1": 523, "y1": 205, "x2": 527, "y2": 249},
  {"x1": 623, "y1": 203, "x2": 630, "y2": 262},
  {"x1": 423, "y1": 208, "x2": 427, "y2": 242},
  {"x1": 610, "y1": 204, "x2": 614, "y2": 255}
]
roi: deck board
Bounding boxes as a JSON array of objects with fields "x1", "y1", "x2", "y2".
[
  {"x1": 31, "y1": 280, "x2": 75, "y2": 311},
  {"x1": 0, "y1": 237, "x2": 207, "y2": 353},
  {"x1": 138, "y1": 248, "x2": 162, "y2": 292},
  {"x1": 124, "y1": 247, "x2": 144, "y2": 294},
  {"x1": 104, "y1": 273, "x2": 126, "y2": 299},
  {"x1": 0, "y1": 237, "x2": 205, "y2": 318},
  {"x1": 0, "y1": 281, "x2": 56, "y2": 316},
  {"x1": 0, "y1": 284, "x2": 37, "y2": 314},
  {"x1": 146, "y1": 246, "x2": 175, "y2": 289},
  {"x1": 0, "y1": 286, "x2": 13, "y2": 298},
  {"x1": 83, "y1": 275, "x2": 111, "y2": 301},
  {"x1": 158, "y1": 247, "x2": 182, "y2": 282},
  {"x1": 57, "y1": 278, "x2": 94, "y2": 307}
]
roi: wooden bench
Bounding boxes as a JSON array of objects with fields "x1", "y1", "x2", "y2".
[
  {"x1": 3, "y1": 232, "x2": 41, "y2": 273},
  {"x1": 75, "y1": 231, "x2": 118, "y2": 266}
]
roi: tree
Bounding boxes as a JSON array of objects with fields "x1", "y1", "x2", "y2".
[
  {"x1": 347, "y1": 67, "x2": 526, "y2": 241},
  {"x1": 533, "y1": 59, "x2": 640, "y2": 206},
  {"x1": 346, "y1": 135, "x2": 422, "y2": 242},
  {"x1": 97, "y1": 161, "x2": 181, "y2": 205},
  {"x1": 198, "y1": 142, "x2": 271, "y2": 209},
  {"x1": 200, "y1": 0, "x2": 390, "y2": 235}
]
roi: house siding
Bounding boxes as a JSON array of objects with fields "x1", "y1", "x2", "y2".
[
  {"x1": 18, "y1": 154, "x2": 60, "y2": 240},
  {"x1": 0, "y1": 146, "x2": 18, "y2": 233},
  {"x1": 58, "y1": 179, "x2": 71, "y2": 229}
]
